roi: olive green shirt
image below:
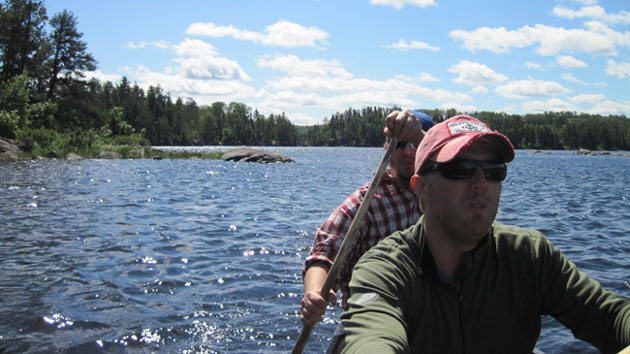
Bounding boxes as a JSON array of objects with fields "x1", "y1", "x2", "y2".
[{"x1": 341, "y1": 217, "x2": 630, "y2": 354}]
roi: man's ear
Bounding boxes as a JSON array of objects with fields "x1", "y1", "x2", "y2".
[
  {"x1": 411, "y1": 174, "x2": 426, "y2": 213},
  {"x1": 411, "y1": 174, "x2": 422, "y2": 195}
]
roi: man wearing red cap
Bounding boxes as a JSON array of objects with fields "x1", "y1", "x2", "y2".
[{"x1": 340, "y1": 115, "x2": 630, "y2": 353}]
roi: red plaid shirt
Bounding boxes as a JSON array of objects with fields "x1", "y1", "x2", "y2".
[{"x1": 303, "y1": 170, "x2": 421, "y2": 308}]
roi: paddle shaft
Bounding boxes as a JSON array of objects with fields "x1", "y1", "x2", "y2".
[{"x1": 291, "y1": 138, "x2": 399, "y2": 354}]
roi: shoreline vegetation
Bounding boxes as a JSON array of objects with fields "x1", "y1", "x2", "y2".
[
  {"x1": 0, "y1": 136, "x2": 223, "y2": 161},
  {"x1": 1, "y1": 1, "x2": 629, "y2": 162},
  {"x1": 1, "y1": 137, "x2": 629, "y2": 162}
]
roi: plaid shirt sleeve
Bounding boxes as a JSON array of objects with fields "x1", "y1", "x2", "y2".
[
  {"x1": 303, "y1": 182, "x2": 369, "y2": 271},
  {"x1": 303, "y1": 171, "x2": 421, "y2": 308}
]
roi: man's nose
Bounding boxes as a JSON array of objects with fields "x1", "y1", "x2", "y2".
[{"x1": 469, "y1": 167, "x2": 489, "y2": 192}]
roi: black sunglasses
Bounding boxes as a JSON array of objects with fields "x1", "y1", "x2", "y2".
[
  {"x1": 395, "y1": 141, "x2": 417, "y2": 150},
  {"x1": 420, "y1": 158, "x2": 507, "y2": 182}
]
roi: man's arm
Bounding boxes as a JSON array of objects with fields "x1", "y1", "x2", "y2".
[
  {"x1": 340, "y1": 234, "x2": 418, "y2": 354},
  {"x1": 300, "y1": 185, "x2": 367, "y2": 325},
  {"x1": 536, "y1": 233, "x2": 630, "y2": 353},
  {"x1": 384, "y1": 110, "x2": 426, "y2": 146},
  {"x1": 300, "y1": 262, "x2": 336, "y2": 327}
]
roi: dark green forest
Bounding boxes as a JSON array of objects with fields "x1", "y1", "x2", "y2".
[{"x1": 2, "y1": 0, "x2": 630, "y2": 156}]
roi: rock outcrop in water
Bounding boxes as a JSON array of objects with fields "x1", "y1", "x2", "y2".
[
  {"x1": 0, "y1": 138, "x2": 21, "y2": 160},
  {"x1": 220, "y1": 148, "x2": 294, "y2": 163}
]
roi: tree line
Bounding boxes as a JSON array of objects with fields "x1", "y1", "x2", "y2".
[
  {"x1": 306, "y1": 108, "x2": 630, "y2": 151},
  {"x1": 1, "y1": 0, "x2": 629, "y2": 154}
]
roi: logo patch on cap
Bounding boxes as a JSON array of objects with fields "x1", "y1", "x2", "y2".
[{"x1": 447, "y1": 120, "x2": 489, "y2": 136}]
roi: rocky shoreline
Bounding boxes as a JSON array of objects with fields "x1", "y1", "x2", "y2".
[{"x1": 0, "y1": 137, "x2": 294, "y2": 163}]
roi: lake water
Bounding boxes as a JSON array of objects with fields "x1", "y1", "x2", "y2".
[{"x1": 1, "y1": 147, "x2": 629, "y2": 353}]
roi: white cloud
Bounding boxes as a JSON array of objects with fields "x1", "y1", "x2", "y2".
[
  {"x1": 258, "y1": 54, "x2": 472, "y2": 107},
  {"x1": 449, "y1": 27, "x2": 533, "y2": 54},
  {"x1": 448, "y1": 60, "x2": 509, "y2": 86},
  {"x1": 175, "y1": 56, "x2": 252, "y2": 81},
  {"x1": 568, "y1": 93, "x2": 605, "y2": 104},
  {"x1": 327, "y1": 91, "x2": 422, "y2": 109},
  {"x1": 186, "y1": 20, "x2": 329, "y2": 48},
  {"x1": 384, "y1": 38, "x2": 440, "y2": 51},
  {"x1": 587, "y1": 100, "x2": 630, "y2": 116},
  {"x1": 81, "y1": 69, "x2": 122, "y2": 83},
  {"x1": 450, "y1": 23, "x2": 621, "y2": 55},
  {"x1": 417, "y1": 72, "x2": 439, "y2": 82},
  {"x1": 172, "y1": 38, "x2": 219, "y2": 57},
  {"x1": 526, "y1": 24, "x2": 618, "y2": 55},
  {"x1": 552, "y1": 5, "x2": 630, "y2": 25},
  {"x1": 524, "y1": 62, "x2": 544, "y2": 70},
  {"x1": 522, "y1": 98, "x2": 575, "y2": 112},
  {"x1": 562, "y1": 73, "x2": 588, "y2": 85},
  {"x1": 124, "y1": 41, "x2": 148, "y2": 49},
  {"x1": 553, "y1": 6, "x2": 605, "y2": 20},
  {"x1": 124, "y1": 38, "x2": 220, "y2": 57},
  {"x1": 572, "y1": 0, "x2": 598, "y2": 5},
  {"x1": 414, "y1": 86, "x2": 472, "y2": 103},
  {"x1": 288, "y1": 112, "x2": 322, "y2": 126},
  {"x1": 584, "y1": 21, "x2": 630, "y2": 49},
  {"x1": 439, "y1": 101, "x2": 478, "y2": 113},
  {"x1": 257, "y1": 53, "x2": 353, "y2": 79},
  {"x1": 129, "y1": 38, "x2": 250, "y2": 82},
  {"x1": 257, "y1": 90, "x2": 325, "y2": 109},
  {"x1": 253, "y1": 54, "x2": 472, "y2": 111},
  {"x1": 126, "y1": 65, "x2": 256, "y2": 102},
  {"x1": 556, "y1": 55, "x2": 587, "y2": 68},
  {"x1": 256, "y1": 89, "x2": 413, "y2": 114},
  {"x1": 471, "y1": 85, "x2": 488, "y2": 94},
  {"x1": 370, "y1": 0, "x2": 436, "y2": 10},
  {"x1": 260, "y1": 71, "x2": 471, "y2": 104},
  {"x1": 495, "y1": 78, "x2": 571, "y2": 99},
  {"x1": 605, "y1": 59, "x2": 630, "y2": 78}
]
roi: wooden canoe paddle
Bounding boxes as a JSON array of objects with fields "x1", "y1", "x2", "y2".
[{"x1": 291, "y1": 138, "x2": 398, "y2": 354}]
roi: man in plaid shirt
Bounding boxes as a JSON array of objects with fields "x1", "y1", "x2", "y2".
[{"x1": 300, "y1": 110, "x2": 435, "y2": 328}]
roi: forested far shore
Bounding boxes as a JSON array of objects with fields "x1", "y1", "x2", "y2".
[{"x1": 1, "y1": 0, "x2": 630, "y2": 158}]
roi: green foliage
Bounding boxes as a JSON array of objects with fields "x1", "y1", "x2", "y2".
[
  {"x1": 15, "y1": 127, "x2": 59, "y2": 153},
  {"x1": 0, "y1": 0, "x2": 48, "y2": 82},
  {"x1": 14, "y1": 126, "x2": 149, "y2": 158},
  {"x1": 474, "y1": 111, "x2": 630, "y2": 150},
  {"x1": 23, "y1": 128, "x2": 98, "y2": 156},
  {"x1": 0, "y1": 73, "x2": 56, "y2": 137},
  {"x1": 0, "y1": 73, "x2": 31, "y2": 137},
  {"x1": 109, "y1": 106, "x2": 135, "y2": 136},
  {"x1": 46, "y1": 9, "x2": 96, "y2": 100},
  {"x1": 144, "y1": 148, "x2": 222, "y2": 160},
  {"x1": 0, "y1": 110, "x2": 20, "y2": 138}
]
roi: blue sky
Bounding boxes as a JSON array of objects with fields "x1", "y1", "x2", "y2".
[{"x1": 45, "y1": 0, "x2": 630, "y2": 125}]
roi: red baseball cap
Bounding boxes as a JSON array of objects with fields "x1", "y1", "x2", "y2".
[{"x1": 415, "y1": 115, "x2": 515, "y2": 175}]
